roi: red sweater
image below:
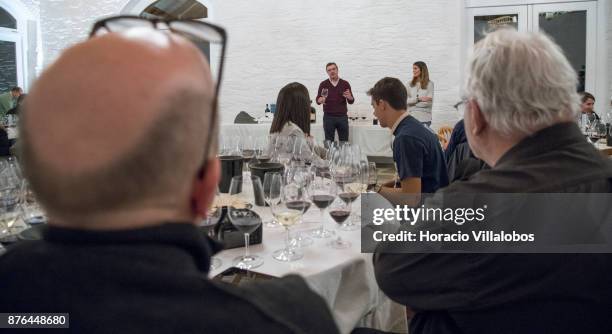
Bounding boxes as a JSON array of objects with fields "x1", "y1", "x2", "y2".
[{"x1": 316, "y1": 79, "x2": 354, "y2": 116}]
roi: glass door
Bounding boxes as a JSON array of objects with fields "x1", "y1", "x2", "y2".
[
  {"x1": 0, "y1": 31, "x2": 21, "y2": 92},
  {"x1": 531, "y1": 2, "x2": 597, "y2": 93},
  {"x1": 467, "y1": 6, "x2": 528, "y2": 47}
]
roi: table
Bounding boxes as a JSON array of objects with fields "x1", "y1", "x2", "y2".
[
  {"x1": 210, "y1": 174, "x2": 407, "y2": 334},
  {"x1": 221, "y1": 122, "x2": 394, "y2": 158},
  {"x1": 595, "y1": 141, "x2": 612, "y2": 156}
]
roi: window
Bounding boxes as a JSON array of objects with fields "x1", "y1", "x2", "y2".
[
  {"x1": 0, "y1": 5, "x2": 19, "y2": 92},
  {"x1": 466, "y1": 1, "x2": 598, "y2": 95},
  {"x1": 0, "y1": 6, "x2": 16, "y2": 29}
]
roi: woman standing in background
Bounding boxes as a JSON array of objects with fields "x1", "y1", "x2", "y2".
[{"x1": 407, "y1": 61, "x2": 434, "y2": 127}]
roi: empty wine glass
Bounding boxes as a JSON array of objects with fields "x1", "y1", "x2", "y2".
[
  {"x1": 271, "y1": 183, "x2": 308, "y2": 261},
  {"x1": 241, "y1": 136, "x2": 256, "y2": 171},
  {"x1": 0, "y1": 174, "x2": 24, "y2": 243},
  {"x1": 328, "y1": 196, "x2": 352, "y2": 249},
  {"x1": 221, "y1": 136, "x2": 241, "y2": 156},
  {"x1": 367, "y1": 162, "x2": 378, "y2": 191},
  {"x1": 309, "y1": 177, "x2": 337, "y2": 238},
  {"x1": 263, "y1": 172, "x2": 282, "y2": 228},
  {"x1": 228, "y1": 176, "x2": 263, "y2": 269}
]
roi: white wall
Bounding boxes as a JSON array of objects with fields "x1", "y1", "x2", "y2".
[
  {"x1": 608, "y1": 1, "x2": 612, "y2": 116},
  {"x1": 38, "y1": 0, "x2": 129, "y2": 66},
  {"x1": 214, "y1": 0, "x2": 463, "y2": 127},
  {"x1": 15, "y1": 0, "x2": 612, "y2": 126}
]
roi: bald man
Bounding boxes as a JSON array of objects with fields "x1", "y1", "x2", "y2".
[{"x1": 0, "y1": 27, "x2": 339, "y2": 333}]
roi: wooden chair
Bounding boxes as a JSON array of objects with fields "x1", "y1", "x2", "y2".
[
  {"x1": 437, "y1": 126, "x2": 453, "y2": 149},
  {"x1": 436, "y1": 133, "x2": 448, "y2": 149}
]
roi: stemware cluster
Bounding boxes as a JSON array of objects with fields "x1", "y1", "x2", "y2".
[
  {"x1": 209, "y1": 139, "x2": 380, "y2": 267},
  {"x1": 0, "y1": 157, "x2": 46, "y2": 243}
]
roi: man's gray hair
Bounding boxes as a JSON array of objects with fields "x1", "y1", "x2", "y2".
[{"x1": 464, "y1": 29, "x2": 580, "y2": 137}]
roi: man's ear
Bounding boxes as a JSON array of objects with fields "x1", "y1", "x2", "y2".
[
  {"x1": 469, "y1": 100, "x2": 487, "y2": 136},
  {"x1": 191, "y1": 158, "x2": 220, "y2": 218}
]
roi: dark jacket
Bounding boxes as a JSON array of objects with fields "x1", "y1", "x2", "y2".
[
  {"x1": 0, "y1": 223, "x2": 340, "y2": 334},
  {"x1": 374, "y1": 123, "x2": 612, "y2": 334}
]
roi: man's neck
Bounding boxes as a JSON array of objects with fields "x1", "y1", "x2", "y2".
[
  {"x1": 389, "y1": 110, "x2": 409, "y2": 133},
  {"x1": 329, "y1": 78, "x2": 339, "y2": 86},
  {"x1": 480, "y1": 135, "x2": 525, "y2": 167},
  {"x1": 48, "y1": 206, "x2": 196, "y2": 231}
]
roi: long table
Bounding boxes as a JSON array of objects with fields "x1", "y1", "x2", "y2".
[
  {"x1": 595, "y1": 141, "x2": 612, "y2": 156},
  {"x1": 220, "y1": 122, "x2": 394, "y2": 158},
  {"x1": 210, "y1": 173, "x2": 407, "y2": 334}
]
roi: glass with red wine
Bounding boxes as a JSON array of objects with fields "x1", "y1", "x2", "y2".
[
  {"x1": 328, "y1": 196, "x2": 352, "y2": 249},
  {"x1": 308, "y1": 177, "x2": 337, "y2": 238}
]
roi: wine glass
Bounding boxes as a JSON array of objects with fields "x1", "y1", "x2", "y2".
[
  {"x1": 271, "y1": 183, "x2": 308, "y2": 261},
  {"x1": 263, "y1": 172, "x2": 282, "y2": 228},
  {"x1": 328, "y1": 196, "x2": 352, "y2": 249},
  {"x1": 336, "y1": 159, "x2": 365, "y2": 231},
  {"x1": 292, "y1": 136, "x2": 314, "y2": 165},
  {"x1": 228, "y1": 176, "x2": 263, "y2": 269},
  {"x1": 321, "y1": 88, "x2": 329, "y2": 100},
  {"x1": 309, "y1": 176, "x2": 337, "y2": 238},
  {"x1": 241, "y1": 136, "x2": 256, "y2": 171},
  {"x1": 221, "y1": 136, "x2": 241, "y2": 156},
  {"x1": 283, "y1": 166, "x2": 314, "y2": 247},
  {"x1": 255, "y1": 136, "x2": 271, "y2": 163},
  {"x1": 199, "y1": 206, "x2": 223, "y2": 270},
  {"x1": 0, "y1": 174, "x2": 25, "y2": 243},
  {"x1": 275, "y1": 135, "x2": 294, "y2": 168},
  {"x1": 367, "y1": 162, "x2": 378, "y2": 191}
]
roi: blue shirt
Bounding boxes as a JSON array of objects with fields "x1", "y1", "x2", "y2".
[
  {"x1": 445, "y1": 119, "x2": 466, "y2": 161},
  {"x1": 392, "y1": 115, "x2": 449, "y2": 193}
]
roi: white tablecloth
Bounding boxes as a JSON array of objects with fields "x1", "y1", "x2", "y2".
[
  {"x1": 221, "y1": 122, "x2": 394, "y2": 158},
  {"x1": 6, "y1": 127, "x2": 18, "y2": 140},
  {"x1": 210, "y1": 174, "x2": 407, "y2": 333}
]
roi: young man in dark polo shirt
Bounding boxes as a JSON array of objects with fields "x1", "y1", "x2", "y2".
[
  {"x1": 316, "y1": 62, "x2": 354, "y2": 142},
  {"x1": 367, "y1": 77, "x2": 448, "y2": 204}
]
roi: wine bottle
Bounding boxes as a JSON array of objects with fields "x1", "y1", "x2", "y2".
[
  {"x1": 310, "y1": 106, "x2": 316, "y2": 124},
  {"x1": 265, "y1": 104, "x2": 270, "y2": 118}
]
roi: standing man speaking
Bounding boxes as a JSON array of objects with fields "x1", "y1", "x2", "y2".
[{"x1": 316, "y1": 62, "x2": 354, "y2": 142}]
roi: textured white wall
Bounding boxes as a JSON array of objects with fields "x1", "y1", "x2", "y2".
[
  {"x1": 16, "y1": 0, "x2": 612, "y2": 127},
  {"x1": 18, "y1": 0, "x2": 40, "y2": 18},
  {"x1": 32, "y1": 0, "x2": 464, "y2": 128},
  {"x1": 608, "y1": 2, "x2": 612, "y2": 114},
  {"x1": 214, "y1": 0, "x2": 463, "y2": 127},
  {"x1": 38, "y1": 0, "x2": 129, "y2": 66}
]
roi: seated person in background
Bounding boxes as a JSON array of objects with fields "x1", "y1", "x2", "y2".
[
  {"x1": 269, "y1": 82, "x2": 324, "y2": 161},
  {"x1": 444, "y1": 118, "x2": 487, "y2": 182},
  {"x1": 0, "y1": 25, "x2": 339, "y2": 334},
  {"x1": 7, "y1": 93, "x2": 26, "y2": 115},
  {"x1": 0, "y1": 124, "x2": 10, "y2": 156},
  {"x1": 374, "y1": 29, "x2": 612, "y2": 334},
  {"x1": 580, "y1": 91, "x2": 600, "y2": 122},
  {"x1": 369, "y1": 77, "x2": 448, "y2": 204},
  {"x1": 0, "y1": 86, "x2": 22, "y2": 118}
]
